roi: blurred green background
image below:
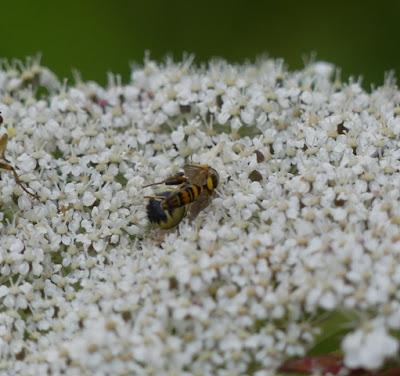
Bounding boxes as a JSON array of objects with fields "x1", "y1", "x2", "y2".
[{"x1": 1, "y1": 0, "x2": 399, "y2": 88}]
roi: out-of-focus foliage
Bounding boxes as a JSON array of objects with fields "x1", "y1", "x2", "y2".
[{"x1": 0, "y1": 0, "x2": 399, "y2": 87}]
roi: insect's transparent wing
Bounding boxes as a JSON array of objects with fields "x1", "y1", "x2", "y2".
[
  {"x1": 187, "y1": 190, "x2": 211, "y2": 220},
  {"x1": 183, "y1": 164, "x2": 208, "y2": 186}
]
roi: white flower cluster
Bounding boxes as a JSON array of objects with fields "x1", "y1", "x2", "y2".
[{"x1": 0, "y1": 56, "x2": 400, "y2": 375}]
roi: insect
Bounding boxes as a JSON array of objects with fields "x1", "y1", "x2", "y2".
[
  {"x1": 144, "y1": 164, "x2": 219, "y2": 229},
  {"x1": 0, "y1": 115, "x2": 38, "y2": 199}
]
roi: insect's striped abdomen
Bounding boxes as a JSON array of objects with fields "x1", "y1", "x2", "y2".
[{"x1": 162, "y1": 184, "x2": 202, "y2": 211}]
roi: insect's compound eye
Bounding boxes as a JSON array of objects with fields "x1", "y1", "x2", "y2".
[
  {"x1": 214, "y1": 170, "x2": 220, "y2": 189},
  {"x1": 207, "y1": 171, "x2": 219, "y2": 191},
  {"x1": 206, "y1": 176, "x2": 214, "y2": 191}
]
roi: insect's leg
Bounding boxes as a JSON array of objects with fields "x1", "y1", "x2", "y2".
[
  {"x1": 0, "y1": 134, "x2": 8, "y2": 159},
  {"x1": 144, "y1": 195, "x2": 167, "y2": 200},
  {"x1": 143, "y1": 172, "x2": 188, "y2": 188},
  {"x1": 0, "y1": 161, "x2": 38, "y2": 199},
  {"x1": 164, "y1": 173, "x2": 188, "y2": 186}
]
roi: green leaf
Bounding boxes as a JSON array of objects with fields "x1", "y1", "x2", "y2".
[
  {"x1": 307, "y1": 310, "x2": 358, "y2": 355},
  {"x1": 115, "y1": 171, "x2": 128, "y2": 186}
]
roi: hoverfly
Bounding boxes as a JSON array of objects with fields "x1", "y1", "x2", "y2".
[
  {"x1": 144, "y1": 164, "x2": 219, "y2": 229},
  {"x1": 0, "y1": 114, "x2": 38, "y2": 199}
]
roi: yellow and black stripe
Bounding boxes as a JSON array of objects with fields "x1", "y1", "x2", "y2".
[{"x1": 162, "y1": 184, "x2": 202, "y2": 211}]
